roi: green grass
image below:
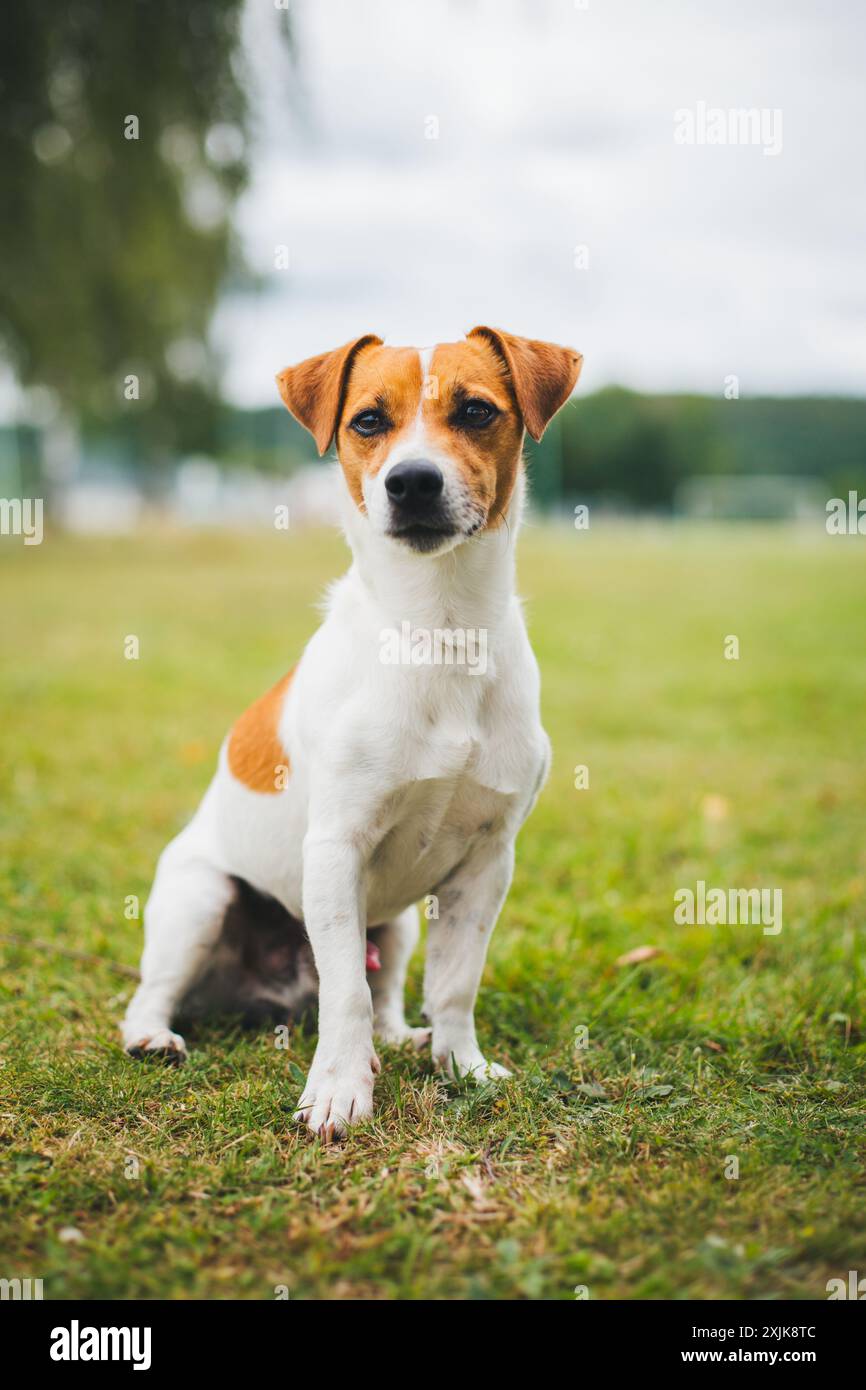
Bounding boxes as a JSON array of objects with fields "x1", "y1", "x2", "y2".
[{"x1": 1, "y1": 521, "x2": 865, "y2": 1300}]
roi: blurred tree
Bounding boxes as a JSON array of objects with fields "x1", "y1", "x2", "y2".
[
  {"x1": 0, "y1": 0, "x2": 287, "y2": 464},
  {"x1": 528, "y1": 389, "x2": 866, "y2": 512}
]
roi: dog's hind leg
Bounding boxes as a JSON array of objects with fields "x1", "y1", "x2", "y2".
[
  {"x1": 122, "y1": 830, "x2": 234, "y2": 1063},
  {"x1": 368, "y1": 907, "x2": 430, "y2": 1049}
]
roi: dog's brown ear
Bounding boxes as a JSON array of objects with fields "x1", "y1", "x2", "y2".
[
  {"x1": 276, "y1": 334, "x2": 383, "y2": 455},
  {"x1": 467, "y1": 326, "x2": 583, "y2": 441}
]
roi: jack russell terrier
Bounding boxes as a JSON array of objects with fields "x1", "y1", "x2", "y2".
[{"x1": 123, "y1": 327, "x2": 583, "y2": 1139}]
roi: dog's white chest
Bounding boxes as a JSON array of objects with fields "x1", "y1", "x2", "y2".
[
  {"x1": 411, "y1": 709, "x2": 482, "y2": 781},
  {"x1": 365, "y1": 769, "x2": 514, "y2": 923}
]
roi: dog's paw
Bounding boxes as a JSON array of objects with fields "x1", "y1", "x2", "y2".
[
  {"x1": 126, "y1": 1029, "x2": 188, "y2": 1065},
  {"x1": 474, "y1": 1059, "x2": 512, "y2": 1082},
  {"x1": 374, "y1": 1017, "x2": 432, "y2": 1050},
  {"x1": 294, "y1": 1049, "x2": 379, "y2": 1142},
  {"x1": 434, "y1": 1046, "x2": 511, "y2": 1083}
]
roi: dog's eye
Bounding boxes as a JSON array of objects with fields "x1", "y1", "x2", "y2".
[
  {"x1": 350, "y1": 409, "x2": 389, "y2": 437},
  {"x1": 456, "y1": 398, "x2": 497, "y2": 428}
]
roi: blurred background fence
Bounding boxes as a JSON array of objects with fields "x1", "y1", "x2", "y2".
[{"x1": 4, "y1": 392, "x2": 863, "y2": 532}]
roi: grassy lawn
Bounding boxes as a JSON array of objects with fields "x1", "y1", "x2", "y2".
[{"x1": 1, "y1": 521, "x2": 864, "y2": 1301}]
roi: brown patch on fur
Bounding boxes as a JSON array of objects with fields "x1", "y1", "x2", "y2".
[
  {"x1": 276, "y1": 335, "x2": 382, "y2": 455},
  {"x1": 227, "y1": 670, "x2": 294, "y2": 794},
  {"x1": 336, "y1": 345, "x2": 424, "y2": 509},
  {"x1": 467, "y1": 326, "x2": 583, "y2": 442},
  {"x1": 427, "y1": 338, "x2": 524, "y2": 528}
]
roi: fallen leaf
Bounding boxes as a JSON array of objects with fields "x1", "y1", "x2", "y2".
[{"x1": 616, "y1": 945, "x2": 662, "y2": 967}]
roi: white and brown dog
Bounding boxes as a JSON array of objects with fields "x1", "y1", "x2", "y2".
[{"x1": 123, "y1": 327, "x2": 583, "y2": 1139}]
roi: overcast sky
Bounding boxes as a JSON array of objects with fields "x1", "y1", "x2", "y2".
[{"x1": 214, "y1": 0, "x2": 865, "y2": 406}]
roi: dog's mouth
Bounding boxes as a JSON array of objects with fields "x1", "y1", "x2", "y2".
[
  {"x1": 387, "y1": 520, "x2": 459, "y2": 553},
  {"x1": 387, "y1": 505, "x2": 489, "y2": 553}
]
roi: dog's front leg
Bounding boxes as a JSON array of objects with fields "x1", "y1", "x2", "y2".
[
  {"x1": 425, "y1": 837, "x2": 515, "y2": 1081},
  {"x1": 294, "y1": 831, "x2": 378, "y2": 1140}
]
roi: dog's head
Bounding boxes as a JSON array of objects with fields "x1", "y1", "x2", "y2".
[{"x1": 276, "y1": 328, "x2": 582, "y2": 555}]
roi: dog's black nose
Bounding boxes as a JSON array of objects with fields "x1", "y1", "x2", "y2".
[{"x1": 385, "y1": 461, "x2": 444, "y2": 509}]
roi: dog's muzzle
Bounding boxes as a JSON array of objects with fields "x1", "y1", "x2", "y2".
[{"x1": 385, "y1": 459, "x2": 457, "y2": 552}]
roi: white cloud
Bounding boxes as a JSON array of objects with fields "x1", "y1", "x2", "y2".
[{"x1": 214, "y1": 0, "x2": 866, "y2": 405}]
